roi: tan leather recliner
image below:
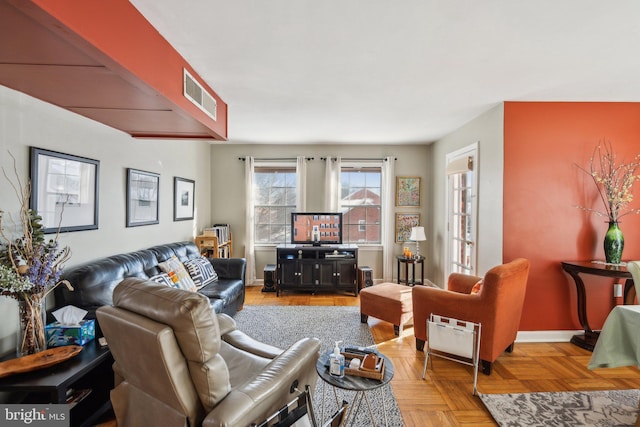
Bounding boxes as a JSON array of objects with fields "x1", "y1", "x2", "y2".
[{"x1": 96, "y1": 278, "x2": 321, "y2": 427}]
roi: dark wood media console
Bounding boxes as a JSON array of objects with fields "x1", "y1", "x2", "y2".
[{"x1": 276, "y1": 244, "x2": 358, "y2": 296}]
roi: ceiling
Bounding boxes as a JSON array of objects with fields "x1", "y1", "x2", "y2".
[{"x1": 129, "y1": 0, "x2": 640, "y2": 145}]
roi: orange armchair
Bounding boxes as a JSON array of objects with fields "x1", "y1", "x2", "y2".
[{"x1": 413, "y1": 258, "x2": 530, "y2": 375}]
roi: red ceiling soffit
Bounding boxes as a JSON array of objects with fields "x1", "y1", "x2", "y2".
[{"x1": 0, "y1": 0, "x2": 227, "y2": 140}]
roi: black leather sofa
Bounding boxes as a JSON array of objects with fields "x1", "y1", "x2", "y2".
[{"x1": 53, "y1": 241, "x2": 246, "y2": 327}]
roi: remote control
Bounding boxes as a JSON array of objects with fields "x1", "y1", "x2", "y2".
[{"x1": 344, "y1": 346, "x2": 376, "y2": 355}]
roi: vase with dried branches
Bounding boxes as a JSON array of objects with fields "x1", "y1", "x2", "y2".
[
  {"x1": 1, "y1": 153, "x2": 73, "y2": 356},
  {"x1": 576, "y1": 141, "x2": 640, "y2": 264}
]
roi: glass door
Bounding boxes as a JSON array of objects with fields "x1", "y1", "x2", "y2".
[{"x1": 446, "y1": 144, "x2": 478, "y2": 280}]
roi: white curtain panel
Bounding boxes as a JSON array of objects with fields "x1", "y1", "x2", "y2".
[
  {"x1": 324, "y1": 156, "x2": 341, "y2": 211},
  {"x1": 296, "y1": 156, "x2": 307, "y2": 212},
  {"x1": 244, "y1": 156, "x2": 256, "y2": 285},
  {"x1": 381, "y1": 156, "x2": 396, "y2": 282}
]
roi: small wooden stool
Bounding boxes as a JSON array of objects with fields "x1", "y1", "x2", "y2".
[{"x1": 360, "y1": 282, "x2": 413, "y2": 336}]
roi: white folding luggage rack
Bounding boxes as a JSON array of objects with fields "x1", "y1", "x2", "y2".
[{"x1": 422, "y1": 314, "x2": 481, "y2": 395}]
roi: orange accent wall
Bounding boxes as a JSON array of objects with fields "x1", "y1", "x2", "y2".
[{"x1": 504, "y1": 102, "x2": 640, "y2": 331}]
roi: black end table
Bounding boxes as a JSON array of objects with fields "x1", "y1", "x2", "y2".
[
  {"x1": 0, "y1": 341, "x2": 113, "y2": 427},
  {"x1": 396, "y1": 255, "x2": 425, "y2": 286}
]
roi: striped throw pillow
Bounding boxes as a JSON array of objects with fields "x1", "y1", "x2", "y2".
[
  {"x1": 158, "y1": 256, "x2": 197, "y2": 292},
  {"x1": 149, "y1": 273, "x2": 173, "y2": 287},
  {"x1": 184, "y1": 256, "x2": 218, "y2": 289}
]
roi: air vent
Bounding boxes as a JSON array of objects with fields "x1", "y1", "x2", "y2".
[{"x1": 183, "y1": 69, "x2": 217, "y2": 121}]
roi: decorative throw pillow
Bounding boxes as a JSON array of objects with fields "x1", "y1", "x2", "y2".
[
  {"x1": 470, "y1": 279, "x2": 483, "y2": 295},
  {"x1": 184, "y1": 256, "x2": 218, "y2": 289},
  {"x1": 158, "y1": 256, "x2": 197, "y2": 292},
  {"x1": 149, "y1": 273, "x2": 173, "y2": 287}
]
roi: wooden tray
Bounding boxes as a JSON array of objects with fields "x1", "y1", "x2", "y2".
[
  {"x1": 0, "y1": 345, "x2": 83, "y2": 378},
  {"x1": 342, "y1": 352, "x2": 385, "y2": 380}
]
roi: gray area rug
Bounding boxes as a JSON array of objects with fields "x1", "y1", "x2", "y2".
[
  {"x1": 480, "y1": 389, "x2": 640, "y2": 426},
  {"x1": 234, "y1": 305, "x2": 404, "y2": 426}
]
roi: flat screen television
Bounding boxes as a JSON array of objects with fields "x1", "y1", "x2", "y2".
[{"x1": 291, "y1": 212, "x2": 343, "y2": 245}]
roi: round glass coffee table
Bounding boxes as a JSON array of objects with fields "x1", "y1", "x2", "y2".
[{"x1": 315, "y1": 350, "x2": 394, "y2": 426}]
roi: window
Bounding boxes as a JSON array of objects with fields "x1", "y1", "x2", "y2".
[
  {"x1": 254, "y1": 164, "x2": 297, "y2": 244},
  {"x1": 340, "y1": 164, "x2": 382, "y2": 244}
]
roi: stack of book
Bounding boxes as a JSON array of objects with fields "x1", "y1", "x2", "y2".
[
  {"x1": 202, "y1": 224, "x2": 232, "y2": 257},
  {"x1": 203, "y1": 224, "x2": 230, "y2": 244}
]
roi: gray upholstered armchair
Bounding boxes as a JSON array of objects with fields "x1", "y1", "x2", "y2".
[{"x1": 96, "y1": 278, "x2": 321, "y2": 427}]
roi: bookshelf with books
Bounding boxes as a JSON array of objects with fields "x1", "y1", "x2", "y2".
[{"x1": 195, "y1": 224, "x2": 232, "y2": 258}]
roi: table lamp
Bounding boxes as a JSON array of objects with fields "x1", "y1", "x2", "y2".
[{"x1": 409, "y1": 226, "x2": 426, "y2": 259}]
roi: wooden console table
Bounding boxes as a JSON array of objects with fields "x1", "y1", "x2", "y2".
[{"x1": 561, "y1": 261, "x2": 635, "y2": 351}]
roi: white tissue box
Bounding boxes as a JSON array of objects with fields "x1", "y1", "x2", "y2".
[{"x1": 45, "y1": 319, "x2": 96, "y2": 347}]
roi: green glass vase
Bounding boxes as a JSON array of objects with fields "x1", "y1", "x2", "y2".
[{"x1": 603, "y1": 221, "x2": 624, "y2": 264}]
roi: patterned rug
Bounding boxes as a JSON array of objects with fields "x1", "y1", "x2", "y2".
[
  {"x1": 234, "y1": 305, "x2": 404, "y2": 426},
  {"x1": 480, "y1": 389, "x2": 640, "y2": 426}
]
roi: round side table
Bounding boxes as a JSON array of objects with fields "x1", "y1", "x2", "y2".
[
  {"x1": 315, "y1": 350, "x2": 394, "y2": 426},
  {"x1": 396, "y1": 255, "x2": 424, "y2": 286}
]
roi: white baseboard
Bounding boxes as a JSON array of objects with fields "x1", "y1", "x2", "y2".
[{"x1": 516, "y1": 330, "x2": 581, "y2": 343}]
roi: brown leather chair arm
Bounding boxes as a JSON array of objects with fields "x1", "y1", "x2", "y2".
[
  {"x1": 448, "y1": 273, "x2": 482, "y2": 294},
  {"x1": 216, "y1": 313, "x2": 237, "y2": 336},
  {"x1": 202, "y1": 337, "x2": 321, "y2": 427},
  {"x1": 216, "y1": 313, "x2": 283, "y2": 359},
  {"x1": 222, "y1": 330, "x2": 283, "y2": 360}
]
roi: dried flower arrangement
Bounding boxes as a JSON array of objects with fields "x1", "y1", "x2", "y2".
[
  {"x1": 0, "y1": 152, "x2": 73, "y2": 355},
  {"x1": 576, "y1": 141, "x2": 640, "y2": 223}
]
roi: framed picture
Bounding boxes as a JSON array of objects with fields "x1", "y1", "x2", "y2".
[
  {"x1": 126, "y1": 168, "x2": 160, "y2": 227},
  {"x1": 395, "y1": 213, "x2": 420, "y2": 243},
  {"x1": 30, "y1": 147, "x2": 100, "y2": 233},
  {"x1": 173, "y1": 177, "x2": 195, "y2": 221},
  {"x1": 396, "y1": 176, "x2": 421, "y2": 207}
]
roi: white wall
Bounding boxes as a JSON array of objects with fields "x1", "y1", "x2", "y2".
[
  {"x1": 428, "y1": 103, "x2": 504, "y2": 285},
  {"x1": 209, "y1": 144, "x2": 431, "y2": 283},
  {"x1": 0, "y1": 86, "x2": 212, "y2": 354}
]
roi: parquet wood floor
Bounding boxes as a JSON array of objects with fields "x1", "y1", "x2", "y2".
[
  {"x1": 96, "y1": 286, "x2": 640, "y2": 426},
  {"x1": 246, "y1": 286, "x2": 640, "y2": 426}
]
